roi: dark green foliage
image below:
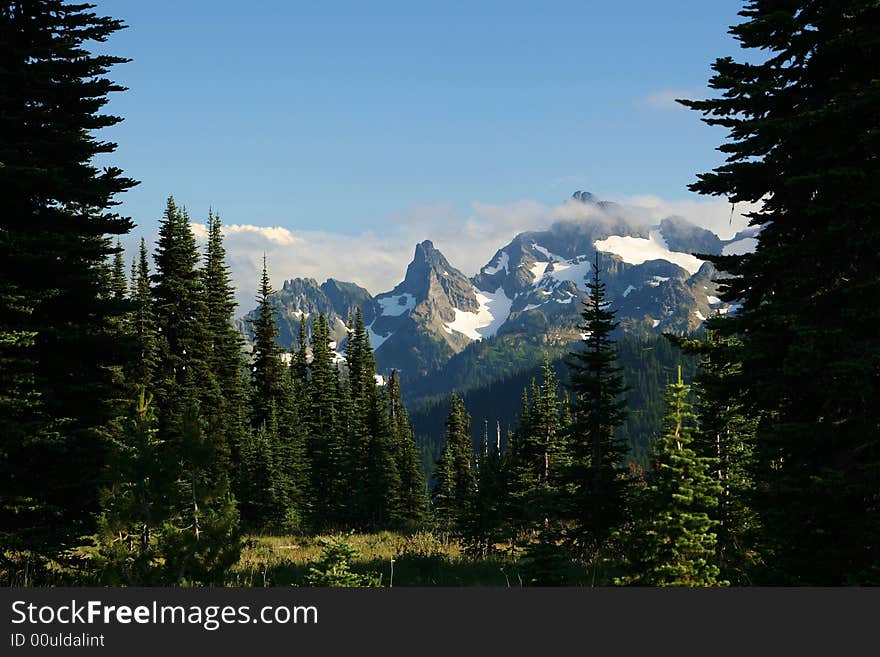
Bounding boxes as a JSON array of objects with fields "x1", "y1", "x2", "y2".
[
  {"x1": 303, "y1": 313, "x2": 346, "y2": 528},
  {"x1": 431, "y1": 393, "x2": 476, "y2": 531},
  {"x1": 249, "y1": 257, "x2": 287, "y2": 430},
  {"x1": 94, "y1": 389, "x2": 164, "y2": 585},
  {"x1": 460, "y1": 421, "x2": 509, "y2": 559},
  {"x1": 202, "y1": 211, "x2": 248, "y2": 475},
  {"x1": 110, "y1": 241, "x2": 128, "y2": 302},
  {"x1": 150, "y1": 198, "x2": 213, "y2": 440},
  {"x1": 236, "y1": 418, "x2": 283, "y2": 532},
  {"x1": 681, "y1": 0, "x2": 880, "y2": 584},
  {"x1": 239, "y1": 257, "x2": 307, "y2": 532},
  {"x1": 408, "y1": 334, "x2": 698, "y2": 474},
  {"x1": 0, "y1": 0, "x2": 137, "y2": 574},
  {"x1": 388, "y1": 371, "x2": 428, "y2": 526},
  {"x1": 128, "y1": 201, "x2": 243, "y2": 582},
  {"x1": 618, "y1": 368, "x2": 722, "y2": 586},
  {"x1": 673, "y1": 331, "x2": 757, "y2": 584},
  {"x1": 128, "y1": 238, "x2": 158, "y2": 390},
  {"x1": 158, "y1": 396, "x2": 242, "y2": 585},
  {"x1": 507, "y1": 359, "x2": 572, "y2": 583},
  {"x1": 361, "y1": 386, "x2": 402, "y2": 529},
  {"x1": 506, "y1": 359, "x2": 569, "y2": 538},
  {"x1": 562, "y1": 254, "x2": 631, "y2": 559}
]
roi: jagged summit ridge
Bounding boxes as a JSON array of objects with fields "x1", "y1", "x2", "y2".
[{"x1": 241, "y1": 192, "x2": 750, "y2": 376}]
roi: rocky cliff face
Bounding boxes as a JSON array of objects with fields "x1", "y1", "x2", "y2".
[{"x1": 240, "y1": 191, "x2": 745, "y2": 376}]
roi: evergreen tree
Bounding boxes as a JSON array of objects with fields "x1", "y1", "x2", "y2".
[
  {"x1": 0, "y1": 0, "x2": 137, "y2": 574},
  {"x1": 110, "y1": 241, "x2": 128, "y2": 302},
  {"x1": 236, "y1": 412, "x2": 281, "y2": 532},
  {"x1": 362, "y1": 385, "x2": 402, "y2": 529},
  {"x1": 305, "y1": 313, "x2": 344, "y2": 528},
  {"x1": 672, "y1": 330, "x2": 757, "y2": 584},
  {"x1": 388, "y1": 370, "x2": 428, "y2": 526},
  {"x1": 461, "y1": 420, "x2": 508, "y2": 558},
  {"x1": 563, "y1": 253, "x2": 630, "y2": 561},
  {"x1": 149, "y1": 200, "x2": 241, "y2": 580},
  {"x1": 202, "y1": 210, "x2": 247, "y2": 475},
  {"x1": 129, "y1": 238, "x2": 158, "y2": 390},
  {"x1": 151, "y1": 198, "x2": 211, "y2": 429},
  {"x1": 431, "y1": 393, "x2": 475, "y2": 532},
  {"x1": 249, "y1": 256, "x2": 286, "y2": 430},
  {"x1": 680, "y1": 0, "x2": 880, "y2": 584},
  {"x1": 508, "y1": 358, "x2": 567, "y2": 540},
  {"x1": 618, "y1": 368, "x2": 723, "y2": 587},
  {"x1": 95, "y1": 389, "x2": 164, "y2": 585},
  {"x1": 290, "y1": 315, "x2": 309, "y2": 417}
]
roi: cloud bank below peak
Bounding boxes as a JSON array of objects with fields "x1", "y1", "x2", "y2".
[{"x1": 182, "y1": 193, "x2": 759, "y2": 313}]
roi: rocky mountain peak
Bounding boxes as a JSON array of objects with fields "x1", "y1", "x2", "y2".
[{"x1": 571, "y1": 190, "x2": 597, "y2": 204}]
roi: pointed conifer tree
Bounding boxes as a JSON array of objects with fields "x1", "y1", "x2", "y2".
[
  {"x1": 0, "y1": 0, "x2": 138, "y2": 570},
  {"x1": 130, "y1": 238, "x2": 158, "y2": 390},
  {"x1": 249, "y1": 256, "x2": 287, "y2": 430},
  {"x1": 388, "y1": 370, "x2": 428, "y2": 526},
  {"x1": 671, "y1": 329, "x2": 757, "y2": 583},
  {"x1": 431, "y1": 393, "x2": 475, "y2": 532},
  {"x1": 680, "y1": 0, "x2": 880, "y2": 585},
  {"x1": 563, "y1": 253, "x2": 630, "y2": 561},
  {"x1": 618, "y1": 367, "x2": 723, "y2": 587},
  {"x1": 202, "y1": 210, "x2": 248, "y2": 474}
]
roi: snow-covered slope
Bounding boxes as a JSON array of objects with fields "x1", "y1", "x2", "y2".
[{"x1": 242, "y1": 191, "x2": 757, "y2": 377}]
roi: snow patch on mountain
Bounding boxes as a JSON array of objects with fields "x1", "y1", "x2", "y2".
[
  {"x1": 544, "y1": 258, "x2": 592, "y2": 291},
  {"x1": 622, "y1": 285, "x2": 636, "y2": 298},
  {"x1": 444, "y1": 287, "x2": 514, "y2": 340},
  {"x1": 378, "y1": 293, "x2": 416, "y2": 316},
  {"x1": 367, "y1": 323, "x2": 393, "y2": 351},
  {"x1": 594, "y1": 228, "x2": 703, "y2": 274},
  {"x1": 722, "y1": 237, "x2": 758, "y2": 255},
  {"x1": 482, "y1": 251, "x2": 510, "y2": 275},
  {"x1": 527, "y1": 261, "x2": 547, "y2": 281}
]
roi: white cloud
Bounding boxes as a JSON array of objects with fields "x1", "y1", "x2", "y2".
[
  {"x1": 190, "y1": 222, "x2": 300, "y2": 246},
  {"x1": 123, "y1": 193, "x2": 761, "y2": 314},
  {"x1": 615, "y1": 194, "x2": 758, "y2": 240}
]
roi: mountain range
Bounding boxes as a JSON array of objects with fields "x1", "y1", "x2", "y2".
[{"x1": 238, "y1": 191, "x2": 757, "y2": 385}]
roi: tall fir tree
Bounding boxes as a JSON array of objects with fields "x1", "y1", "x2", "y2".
[
  {"x1": 129, "y1": 238, "x2": 158, "y2": 390},
  {"x1": 110, "y1": 241, "x2": 128, "y2": 302},
  {"x1": 508, "y1": 359, "x2": 574, "y2": 583},
  {"x1": 618, "y1": 367, "x2": 723, "y2": 587},
  {"x1": 563, "y1": 253, "x2": 630, "y2": 562},
  {"x1": 431, "y1": 393, "x2": 475, "y2": 532},
  {"x1": 202, "y1": 210, "x2": 248, "y2": 475},
  {"x1": 249, "y1": 256, "x2": 286, "y2": 431},
  {"x1": 672, "y1": 330, "x2": 757, "y2": 584},
  {"x1": 680, "y1": 0, "x2": 880, "y2": 584},
  {"x1": 151, "y1": 198, "x2": 211, "y2": 426},
  {"x1": 94, "y1": 388, "x2": 165, "y2": 585},
  {"x1": 305, "y1": 313, "x2": 345, "y2": 528},
  {"x1": 507, "y1": 358, "x2": 568, "y2": 540},
  {"x1": 461, "y1": 420, "x2": 509, "y2": 559},
  {"x1": 148, "y1": 199, "x2": 240, "y2": 581},
  {"x1": 362, "y1": 384, "x2": 402, "y2": 529},
  {"x1": 0, "y1": 0, "x2": 138, "y2": 576},
  {"x1": 388, "y1": 370, "x2": 428, "y2": 526}
]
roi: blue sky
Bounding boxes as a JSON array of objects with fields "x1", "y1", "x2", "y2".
[{"x1": 95, "y1": 1, "x2": 752, "y2": 305}]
